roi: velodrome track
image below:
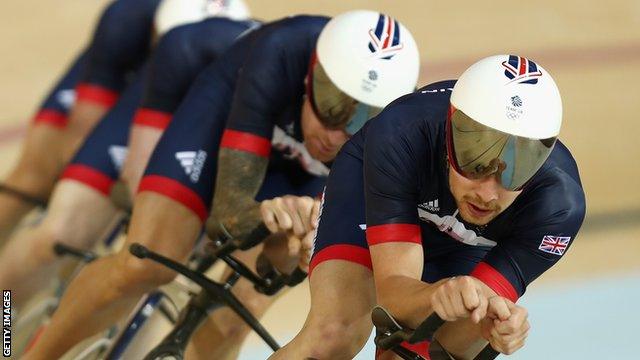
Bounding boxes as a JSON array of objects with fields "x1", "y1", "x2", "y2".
[{"x1": 1, "y1": 1, "x2": 638, "y2": 359}]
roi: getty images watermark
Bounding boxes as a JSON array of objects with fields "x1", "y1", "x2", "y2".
[{"x1": 2, "y1": 290, "x2": 9, "y2": 357}]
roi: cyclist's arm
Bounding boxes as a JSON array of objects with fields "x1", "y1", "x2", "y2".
[
  {"x1": 363, "y1": 114, "x2": 436, "y2": 327},
  {"x1": 369, "y1": 242, "x2": 444, "y2": 327},
  {"x1": 362, "y1": 114, "x2": 504, "y2": 357},
  {"x1": 370, "y1": 242, "x2": 512, "y2": 360},
  {"x1": 440, "y1": 181, "x2": 585, "y2": 357},
  {"x1": 208, "y1": 147, "x2": 269, "y2": 239},
  {"x1": 207, "y1": 32, "x2": 296, "y2": 241}
]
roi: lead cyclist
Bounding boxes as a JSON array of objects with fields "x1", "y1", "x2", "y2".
[{"x1": 272, "y1": 56, "x2": 586, "y2": 359}]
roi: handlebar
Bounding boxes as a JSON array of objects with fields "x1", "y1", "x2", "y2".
[
  {"x1": 128, "y1": 241, "x2": 306, "y2": 351},
  {"x1": 372, "y1": 306, "x2": 500, "y2": 360},
  {"x1": 130, "y1": 241, "x2": 305, "y2": 297},
  {"x1": 53, "y1": 242, "x2": 98, "y2": 263},
  {"x1": 238, "y1": 223, "x2": 271, "y2": 250},
  {"x1": 208, "y1": 222, "x2": 271, "y2": 258}
]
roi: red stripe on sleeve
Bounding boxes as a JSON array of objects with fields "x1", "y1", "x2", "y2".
[
  {"x1": 366, "y1": 224, "x2": 422, "y2": 246},
  {"x1": 75, "y1": 83, "x2": 119, "y2": 108},
  {"x1": 220, "y1": 129, "x2": 271, "y2": 158},
  {"x1": 132, "y1": 108, "x2": 173, "y2": 130},
  {"x1": 33, "y1": 109, "x2": 68, "y2": 128},
  {"x1": 471, "y1": 262, "x2": 519, "y2": 302},
  {"x1": 60, "y1": 164, "x2": 114, "y2": 196}
]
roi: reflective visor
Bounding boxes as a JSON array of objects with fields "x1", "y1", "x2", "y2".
[
  {"x1": 306, "y1": 55, "x2": 382, "y2": 135},
  {"x1": 446, "y1": 107, "x2": 556, "y2": 190}
]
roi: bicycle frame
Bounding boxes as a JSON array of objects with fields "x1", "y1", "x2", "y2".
[{"x1": 128, "y1": 225, "x2": 307, "y2": 360}]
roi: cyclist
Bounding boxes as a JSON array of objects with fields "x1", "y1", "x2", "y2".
[
  {"x1": 23, "y1": 10, "x2": 420, "y2": 360},
  {"x1": 0, "y1": 0, "x2": 253, "y2": 308},
  {"x1": 0, "y1": 0, "x2": 162, "y2": 243},
  {"x1": 271, "y1": 55, "x2": 586, "y2": 359}
]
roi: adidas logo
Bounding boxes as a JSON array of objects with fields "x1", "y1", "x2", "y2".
[
  {"x1": 108, "y1": 145, "x2": 128, "y2": 171},
  {"x1": 175, "y1": 150, "x2": 207, "y2": 183},
  {"x1": 419, "y1": 199, "x2": 439, "y2": 213}
]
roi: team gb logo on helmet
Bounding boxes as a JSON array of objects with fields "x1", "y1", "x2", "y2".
[
  {"x1": 502, "y1": 55, "x2": 543, "y2": 84},
  {"x1": 368, "y1": 14, "x2": 404, "y2": 60}
]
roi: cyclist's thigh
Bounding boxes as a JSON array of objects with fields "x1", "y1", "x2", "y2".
[
  {"x1": 308, "y1": 260, "x2": 375, "y2": 321},
  {"x1": 31, "y1": 49, "x2": 86, "y2": 130},
  {"x1": 60, "y1": 71, "x2": 145, "y2": 197},
  {"x1": 9, "y1": 50, "x2": 87, "y2": 179},
  {"x1": 306, "y1": 146, "x2": 375, "y2": 327},
  {"x1": 138, "y1": 67, "x2": 233, "y2": 224}
]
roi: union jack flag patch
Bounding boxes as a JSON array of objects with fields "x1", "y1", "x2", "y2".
[{"x1": 538, "y1": 235, "x2": 571, "y2": 256}]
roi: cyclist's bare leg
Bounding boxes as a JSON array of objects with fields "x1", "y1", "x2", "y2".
[
  {"x1": 185, "y1": 245, "x2": 285, "y2": 360},
  {"x1": 0, "y1": 102, "x2": 108, "y2": 243},
  {"x1": 59, "y1": 101, "x2": 110, "y2": 163},
  {"x1": 269, "y1": 261, "x2": 376, "y2": 359},
  {"x1": 120, "y1": 124, "x2": 164, "y2": 195},
  {"x1": 0, "y1": 125, "x2": 64, "y2": 242},
  {"x1": 0, "y1": 180, "x2": 119, "y2": 308},
  {"x1": 22, "y1": 193, "x2": 201, "y2": 360}
]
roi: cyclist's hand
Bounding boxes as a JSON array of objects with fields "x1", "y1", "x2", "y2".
[
  {"x1": 430, "y1": 276, "x2": 488, "y2": 323},
  {"x1": 297, "y1": 230, "x2": 315, "y2": 273},
  {"x1": 263, "y1": 230, "x2": 315, "y2": 274},
  {"x1": 481, "y1": 297, "x2": 529, "y2": 355},
  {"x1": 260, "y1": 196, "x2": 319, "y2": 237}
]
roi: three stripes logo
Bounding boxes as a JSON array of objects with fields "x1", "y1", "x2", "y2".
[
  {"x1": 501, "y1": 55, "x2": 543, "y2": 84},
  {"x1": 368, "y1": 14, "x2": 404, "y2": 60},
  {"x1": 175, "y1": 150, "x2": 207, "y2": 183},
  {"x1": 419, "y1": 199, "x2": 440, "y2": 213}
]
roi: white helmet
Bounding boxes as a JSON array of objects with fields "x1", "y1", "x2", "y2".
[
  {"x1": 447, "y1": 55, "x2": 562, "y2": 190},
  {"x1": 309, "y1": 10, "x2": 420, "y2": 134},
  {"x1": 154, "y1": 0, "x2": 250, "y2": 37},
  {"x1": 451, "y1": 54, "x2": 562, "y2": 139}
]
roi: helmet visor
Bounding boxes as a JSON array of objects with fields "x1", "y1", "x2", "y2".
[
  {"x1": 308, "y1": 60, "x2": 382, "y2": 135},
  {"x1": 447, "y1": 108, "x2": 556, "y2": 190}
]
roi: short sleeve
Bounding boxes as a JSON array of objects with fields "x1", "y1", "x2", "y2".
[
  {"x1": 363, "y1": 110, "x2": 426, "y2": 246},
  {"x1": 218, "y1": 31, "x2": 295, "y2": 157}
]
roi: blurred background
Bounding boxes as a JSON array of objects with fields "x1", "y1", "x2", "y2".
[{"x1": 1, "y1": 1, "x2": 638, "y2": 358}]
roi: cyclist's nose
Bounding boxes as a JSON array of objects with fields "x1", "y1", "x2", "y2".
[{"x1": 474, "y1": 175, "x2": 501, "y2": 204}]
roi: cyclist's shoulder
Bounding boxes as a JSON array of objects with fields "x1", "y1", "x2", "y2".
[
  {"x1": 251, "y1": 15, "x2": 328, "y2": 48},
  {"x1": 370, "y1": 80, "x2": 455, "y2": 134},
  {"x1": 360, "y1": 87, "x2": 450, "y2": 164},
  {"x1": 513, "y1": 150, "x2": 586, "y2": 228}
]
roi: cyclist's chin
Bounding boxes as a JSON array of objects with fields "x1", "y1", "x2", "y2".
[
  {"x1": 458, "y1": 201, "x2": 500, "y2": 225},
  {"x1": 306, "y1": 140, "x2": 337, "y2": 163}
]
